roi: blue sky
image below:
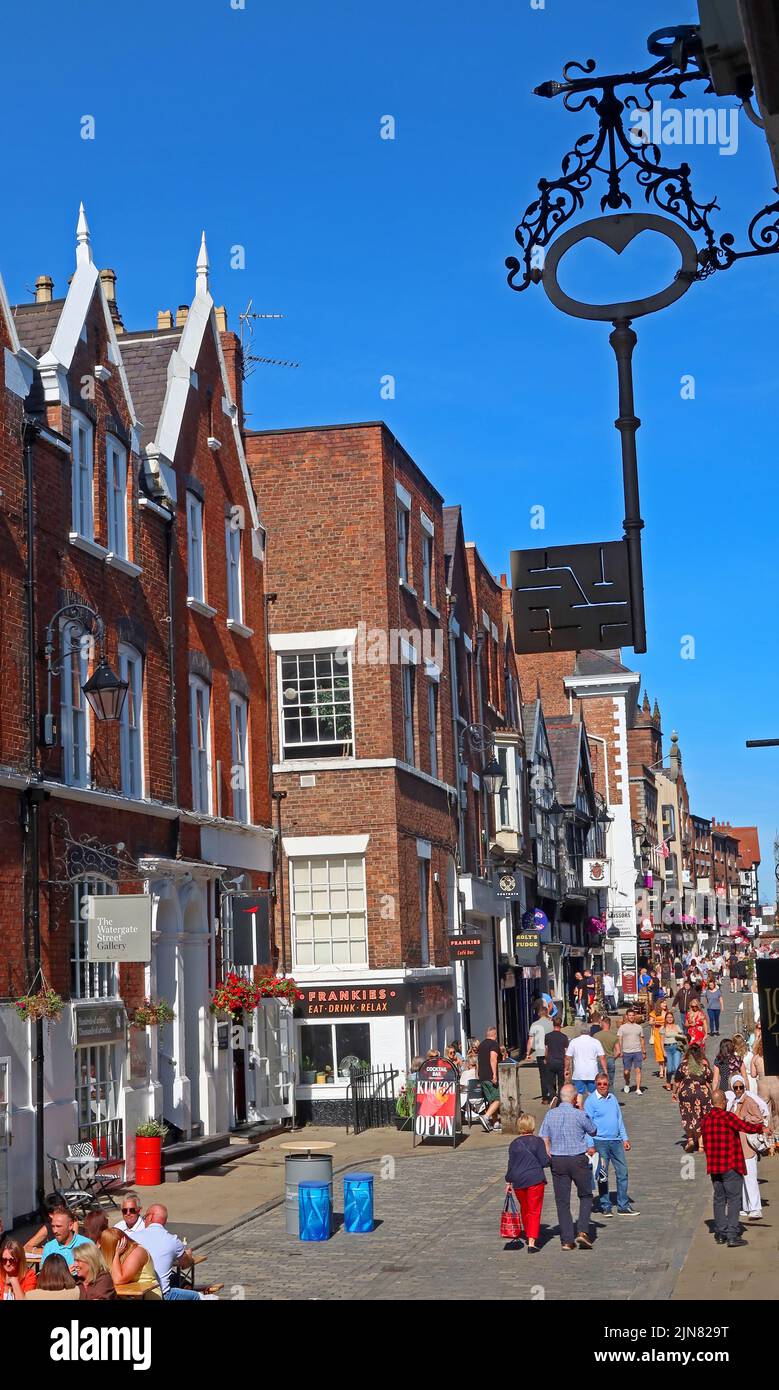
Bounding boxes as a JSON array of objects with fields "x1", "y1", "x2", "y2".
[{"x1": 3, "y1": 0, "x2": 777, "y2": 895}]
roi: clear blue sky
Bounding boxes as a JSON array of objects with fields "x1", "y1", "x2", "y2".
[{"x1": 3, "y1": 1, "x2": 777, "y2": 895}]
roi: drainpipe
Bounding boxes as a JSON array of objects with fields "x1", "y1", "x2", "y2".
[
  {"x1": 165, "y1": 514, "x2": 181, "y2": 857},
  {"x1": 21, "y1": 416, "x2": 47, "y2": 1216},
  {"x1": 474, "y1": 629, "x2": 501, "y2": 1039},
  {"x1": 446, "y1": 592, "x2": 468, "y2": 1045}
]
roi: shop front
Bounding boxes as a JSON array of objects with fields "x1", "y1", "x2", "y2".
[{"x1": 293, "y1": 970, "x2": 456, "y2": 1125}]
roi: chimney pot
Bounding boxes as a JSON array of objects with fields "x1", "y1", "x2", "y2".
[
  {"x1": 34, "y1": 275, "x2": 54, "y2": 304},
  {"x1": 157, "y1": 310, "x2": 174, "y2": 330},
  {"x1": 214, "y1": 305, "x2": 228, "y2": 332},
  {"x1": 175, "y1": 304, "x2": 189, "y2": 327},
  {"x1": 98, "y1": 268, "x2": 123, "y2": 331}
]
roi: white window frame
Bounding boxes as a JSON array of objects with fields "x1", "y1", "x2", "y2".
[
  {"x1": 422, "y1": 532, "x2": 434, "y2": 606},
  {"x1": 186, "y1": 492, "x2": 205, "y2": 602},
  {"x1": 71, "y1": 411, "x2": 94, "y2": 541},
  {"x1": 427, "y1": 679, "x2": 438, "y2": 779},
  {"x1": 72, "y1": 878, "x2": 118, "y2": 1000},
  {"x1": 229, "y1": 692, "x2": 250, "y2": 823},
  {"x1": 494, "y1": 744, "x2": 523, "y2": 834},
  {"x1": 189, "y1": 675, "x2": 212, "y2": 813},
  {"x1": 279, "y1": 648, "x2": 355, "y2": 761},
  {"x1": 402, "y1": 663, "x2": 415, "y2": 765},
  {"x1": 106, "y1": 436, "x2": 128, "y2": 559},
  {"x1": 289, "y1": 854, "x2": 368, "y2": 967},
  {"x1": 60, "y1": 621, "x2": 91, "y2": 788},
  {"x1": 396, "y1": 499, "x2": 409, "y2": 584},
  {"x1": 118, "y1": 643, "x2": 144, "y2": 799},
  {"x1": 225, "y1": 517, "x2": 243, "y2": 623},
  {"x1": 418, "y1": 856, "x2": 430, "y2": 966}
]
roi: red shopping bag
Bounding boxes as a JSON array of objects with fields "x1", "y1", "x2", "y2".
[{"x1": 500, "y1": 1188, "x2": 523, "y2": 1240}]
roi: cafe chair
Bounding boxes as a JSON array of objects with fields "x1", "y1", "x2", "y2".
[
  {"x1": 65, "y1": 1142, "x2": 120, "y2": 1209},
  {"x1": 462, "y1": 1079, "x2": 488, "y2": 1129}
]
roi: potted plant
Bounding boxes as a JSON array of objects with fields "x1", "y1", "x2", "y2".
[
  {"x1": 315, "y1": 1069, "x2": 327, "y2": 1085},
  {"x1": 135, "y1": 1118, "x2": 169, "y2": 1186},
  {"x1": 394, "y1": 1080, "x2": 415, "y2": 1130},
  {"x1": 324, "y1": 1064, "x2": 334, "y2": 1084},
  {"x1": 130, "y1": 998, "x2": 175, "y2": 1028},
  {"x1": 300, "y1": 1055, "x2": 317, "y2": 1085},
  {"x1": 13, "y1": 984, "x2": 64, "y2": 1023}
]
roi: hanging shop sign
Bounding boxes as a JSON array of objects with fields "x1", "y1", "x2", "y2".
[
  {"x1": 756, "y1": 960, "x2": 779, "y2": 1077},
  {"x1": 448, "y1": 934, "x2": 484, "y2": 960},
  {"x1": 511, "y1": 540, "x2": 634, "y2": 654},
  {"x1": 230, "y1": 892, "x2": 271, "y2": 968},
  {"x1": 514, "y1": 930, "x2": 542, "y2": 966},
  {"x1": 494, "y1": 869, "x2": 522, "y2": 900},
  {"x1": 413, "y1": 1057, "x2": 459, "y2": 1146},
  {"x1": 620, "y1": 954, "x2": 638, "y2": 997},
  {"x1": 521, "y1": 908, "x2": 548, "y2": 932},
  {"x1": 583, "y1": 859, "x2": 608, "y2": 887},
  {"x1": 86, "y1": 894, "x2": 152, "y2": 963},
  {"x1": 297, "y1": 984, "x2": 409, "y2": 1017},
  {"x1": 73, "y1": 1001, "x2": 127, "y2": 1047}
]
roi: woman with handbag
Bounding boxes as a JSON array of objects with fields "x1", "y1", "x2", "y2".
[
  {"x1": 503, "y1": 1112, "x2": 550, "y2": 1253},
  {"x1": 727, "y1": 1080, "x2": 773, "y2": 1219},
  {"x1": 673, "y1": 1045, "x2": 713, "y2": 1152}
]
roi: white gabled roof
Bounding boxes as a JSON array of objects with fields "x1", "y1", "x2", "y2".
[
  {"x1": 38, "y1": 204, "x2": 139, "y2": 437},
  {"x1": 0, "y1": 268, "x2": 22, "y2": 353},
  {"x1": 151, "y1": 231, "x2": 261, "y2": 534}
]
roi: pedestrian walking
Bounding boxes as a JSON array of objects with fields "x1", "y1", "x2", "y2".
[
  {"x1": 660, "y1": 1010, "x2": 685, "y2": 1089},
  {"x1": 700, "y1": 1090, "x2": 764, "y2": 1247},
  {"x1": 591, "y1": 1014, "x2": 618, "y2": 1090},
  {"x1": 504, "y1": 1113, "x2": 551, "y2": 1252},
  {"x1": 672, "y1": 978, "x2": 695, "y2": 1030},
  {"x1": 582, "y1": 968, "x2": 597, "y2": 1020},
  {"x1": 584, "y1": 1074, "x2": 639, "y2": 1217},
  {"x1": 648, "y1": 999, "x2": 667, "y2": 1080},
  {"x1": 726, "y1": 1080, "x2": 772, "y2": 1220},
  {"x1": 524, "y1": 1003, "x2": 554, "y2": 1103},
  {"x1": 684, "y1": 997, "x2": 708, "y2": 1049},
  {"x1": 615, "y1": 1008, "x2": 647, "y2": 1095},
  {"x1": 673, "y1": 1045, "x2": 713, "y2": 1152},
  {"x1": 539, "y1": 1084, "x2": 598, "y2": 1250},
  {"x1": 476, "y1": 1026, "x2": 502, "y2": 1132},
  {"x1": 702, "y1": 976, "x2": 723, "y2": 1036},
  {"x1": 602, "y1": 970, "x2": 617, "y2": 1013},
  {"x1": 564, "y1": 1028, "x2": 606, "y2": 1096},
  {"x1": 712, "y1": 1038, "x2": 747, "y2": 1094},
  {"x1": 544, "y1": 1017, "x2": 570, "y2": 1100}
]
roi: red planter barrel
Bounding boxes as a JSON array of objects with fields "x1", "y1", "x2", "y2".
[{"x1": 135, "y1": 1136, "x2": 163, "y2": 1186}]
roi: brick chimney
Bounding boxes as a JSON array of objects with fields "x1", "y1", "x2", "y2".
[
  {"x1": 219, "y1": 325, "x2": 245, "y2": 429},
  {"x1": 175, "y1": 305, "x2": 189, "y2": 327},
  {"x1": 35, "y1": 275, "x2": 54, "y2": 304},
  {"x1": 157, "y1": 310, "x2": 174, "y2": 330},
  {"x1": 99, "y1": 268, "x2": 124, "y2": 332}
]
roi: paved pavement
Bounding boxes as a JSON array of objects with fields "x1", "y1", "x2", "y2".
[{"x1": 201, "y1": 995, "x2": 761, "y2": 1301}]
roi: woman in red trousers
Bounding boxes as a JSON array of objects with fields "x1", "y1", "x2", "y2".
[{"x1": 504, "y1": 1113, "x2": 550, "y2": 1252}]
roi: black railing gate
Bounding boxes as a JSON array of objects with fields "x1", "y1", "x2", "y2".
[{"x1": 346, "y1": 1065, "x2": 398, "y2": 1134}]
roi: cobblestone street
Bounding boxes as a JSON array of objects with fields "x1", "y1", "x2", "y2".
[{"x1": 204, "y1": 999, "x2": 759, "y2": 1301}]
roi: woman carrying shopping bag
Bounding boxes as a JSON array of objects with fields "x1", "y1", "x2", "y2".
[{"x1": 503, "y1": 1113, "x2": 551, "y2": 1253}]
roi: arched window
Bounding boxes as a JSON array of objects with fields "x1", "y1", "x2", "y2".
[
  {"x1": 119, "y1": 643, "x2": 144, "y2": 798},
  {"x1": 60, "y1": 622, "x2": 90, "y2": 788}
]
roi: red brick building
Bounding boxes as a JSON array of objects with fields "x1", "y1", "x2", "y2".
[
  {"x1": 246, "y1": 422, "x2": 459, "y2": 1117},
  {"x1": 0, "y1": 213, "x2": 273, "y2": 1222}
]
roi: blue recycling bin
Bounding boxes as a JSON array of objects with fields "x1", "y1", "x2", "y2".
[
  {"x1": 298, "y1": 1181, "x2": 331, "y2": 1242},
  {"x1": 343, "y1": 1171, "x2": 374, "y2": 1234}
]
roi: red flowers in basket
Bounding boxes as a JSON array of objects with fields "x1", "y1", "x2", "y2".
[{"x1": 210, "y1": 972, "x2": 303, "y2": 1016}]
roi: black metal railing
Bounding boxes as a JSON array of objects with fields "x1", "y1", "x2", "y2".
[
  {"x1": 77, "y1": 1116, "x2": 124, "y2": 1164},
  {"x1": 346, "y1": 1065, "x2": 398, "y2": 1135}
]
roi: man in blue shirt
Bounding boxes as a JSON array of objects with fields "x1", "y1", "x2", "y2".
[
  {"x1": 584, "y1": 1074, "x2": 640, "y2": 1217},
  {"x1": 40, "y1": 1206, "x2": 93, "y2": 1272},
  {"x1": 539, "y1": 1084, "x2": 598, "y2": 1249}
]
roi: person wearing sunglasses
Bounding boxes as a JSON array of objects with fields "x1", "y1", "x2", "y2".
[
  {"x1": 0, "y1": 1239, "x2": 38, "y2": 1300},
  {"x1": 115, "y1": 1193, "x2": 145, "y2": 1235},
  {"x1": 726, "y1": 1079, "x2": 772, "y2": 1221}
]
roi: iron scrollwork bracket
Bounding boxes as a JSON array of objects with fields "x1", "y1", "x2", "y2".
[{"x1": 507, "y1": 29, "x2": 779, "y2": 293}]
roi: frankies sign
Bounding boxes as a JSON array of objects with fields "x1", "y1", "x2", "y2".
[{"x1": 297, "y1": 985, "x2": 408, "y2": 1017}]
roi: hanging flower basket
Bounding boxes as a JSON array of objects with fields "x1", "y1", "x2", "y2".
[
  {"x1": 587, "y1": 916, "x2": 607, "y2": 937},
  {"x1": 210, "y1": 973, "x2": 303, "y2": 1018},
  {"x1": 13, "y1": 985, "x2": 64, "y2": 1023},
  {"x1": 130, "y1": 998, "x2": 175, "y2": 1028}
]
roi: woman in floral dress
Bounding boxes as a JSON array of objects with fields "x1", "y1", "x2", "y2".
[{"x1": 673, "y1": 1044, "x2": 713, "y2": 1153}]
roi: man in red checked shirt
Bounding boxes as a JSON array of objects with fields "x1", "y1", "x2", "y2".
[{"x1": 700, "y1": 1090, "x2": 764, "y2": 1248}]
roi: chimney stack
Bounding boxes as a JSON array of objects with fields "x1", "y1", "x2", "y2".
[
  {"x1": 214, "y1": 305, "x2": 228, "y2": 331},
  {"x1": 99, "y1": 268, "x2": 123, "y2": 332},
  {"x1": 175, "y1": 304, "x2": 189, "y2": 327},
  {"x1": 35, "y1": 275, "x2": 54, "y2": 304},
  {"x1": 157, "y1": 310, "x2": 174, "y2": 330}
]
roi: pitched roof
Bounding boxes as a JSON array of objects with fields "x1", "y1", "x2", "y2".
[
  {"x1": 729, "y1": 826, "x2": 761, "y2": 868},
  {"x1": 443, "y1": 504, "x2": 462, "y2": 588},
  {"x1": 574, "y1": 649, "x2": 635, "y2": 676},
  {"x1": 522, "y1": 700, "x2": 538, "y2": 757},
  {"x1": 121, "y1": 331, "x2": 182, "y2": 447},
  {"x1": 11, "y1": 299, "x2": 66, "y2": 357},
  {"x1": 545, "y1": 718, "x2": 584, "y2": 805}
]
